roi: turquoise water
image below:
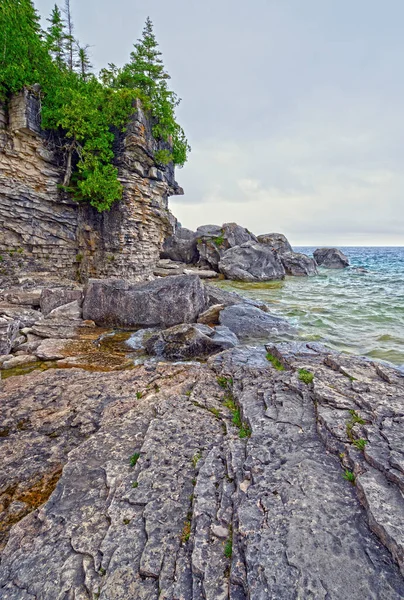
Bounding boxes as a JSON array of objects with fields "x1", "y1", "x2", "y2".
[{"x1": 215, "y1": 247, "x2": 404, "y2": 368}]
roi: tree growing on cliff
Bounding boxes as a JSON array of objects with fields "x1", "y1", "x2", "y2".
[
  {"x1": 75, "y1": 44, "x2": 92, "y2": 80},
  {"x1": 63, "y1": 0, "x2": 75, "y2": 71},
  {"x1": 46, "y1": 4, "x2": 66, "y2": 68}
]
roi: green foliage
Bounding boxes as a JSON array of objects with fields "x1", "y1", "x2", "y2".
[
  {"x1": 343, "y1": 469, "x2": 355, "y2": 484},
  {"x1": 348, "y1": 409, "x2": 366, "y2": 425},
  {"x1": 1, "y1": 4, "x2": 189, "y2": 211},
  {"x1": 213, "y1": 235, "x2": 225, "y2": 247},
  {"x1": 132, "y1": 481, "x2": 138, "y2": 488},
  {"x1": 224, "y1": 539, "x2": 232, "y2": 558},
  {"x1": 353, "y1": 438, "x2": 368, "y2": 451},
  {"x1": 181, "y1": 520, "x2": 191, "y2": 543},
  {"x1": 217, "y1": 376, "x2": 233, "y2": 389},
  {"x1": 298, "y1": 369, "x2": 314, "y2": 385},
  {"x1": 130, "y1": 452, "x2": 140, "y2": 467},
  {"x1": 192, "y1": 451, "x2": 202, "y2": 468},
  {"x1": 266, "y1": 353, "x2": 285, "y2": 371},
  {"x1": 136, "y1": 391, "x2": 143, "y2": 399}
]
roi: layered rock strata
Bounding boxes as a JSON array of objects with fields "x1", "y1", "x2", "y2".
[{"x1": 0, "y1": 90, "x2": 182, "y2": 282}]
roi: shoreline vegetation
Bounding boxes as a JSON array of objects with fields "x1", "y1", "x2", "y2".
[{"x1": 0, "y1": 0, "x2": 189, "y2": 211}]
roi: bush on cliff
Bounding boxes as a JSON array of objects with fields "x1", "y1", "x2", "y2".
[{"x1": 0, "y1": 1, "x2": 189, "y2": 212}]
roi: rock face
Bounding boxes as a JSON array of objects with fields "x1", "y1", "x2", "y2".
[
  {"x1": 257, "y1": 232, "x2": 293, "y2": 253},
  {"x1": 161, "y1": 227, "x2": 198, "y2": 264},
  {"x1": 0, "y1": 90, "x2": 182, "y2": 282},
  {"x1": 0, "y1": 345, "x2": 403, "y2": 598},
  {"x1": 145, "y1": 323, "x2": 238, "y2": 360},
  {"x1": 0, "y1": 316, "x2": 19, "y2": 355},
  {"x1": 40, "y1": 288, "x2": 83, "y2": 316},
  {"x1": 196, "y1": 223, "x2": 257, "y2": 271},
  {"x1": 314, "y1": 247, "x2": 350, "y2": 269},
  {"x1": 82, "y1": 275, "x2": 207, "y2": 328},
  {"x1": 218, "y1": 241, "x2": 285, "y2": 281},
  {"x1": 281, "y1": 251, "x2": 318, "y2": 276},
  {"x1": 219, "y1": 304, "x2": 293, "y2": 339}
]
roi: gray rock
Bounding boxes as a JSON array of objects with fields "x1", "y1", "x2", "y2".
[
  {"x1": 219, "y1": 304, "x2": 293, "y2": 339},
  {"x1": 82, "y1": 275, "x2": 207, "y2": 328},
  {"x1": 204, "y1": 284, "x2": 269, "y2": 311},
  {"x1": 196, "y1": 223, "x2": 257, "y2": 271},
  {"x1": 314, "y1": 247, "x2": 350, "y2": 269},
  {"x1": 145, "y1": 323, "x2": 238, "y2": 360},
  {"x1": 32, "y1": 318, "x2": 96, "y2": 339},
  {"x1": 1, "y1": 354, "x2": 38, "y2": 370},
  {"x1": 0, "y1": 304, "x2": 42, "y2": 327},
  {"x1": 161, "y1": 227, "x2": 198, "y2": 264},
  {"x1": 0, "y1": 316, "x2": 20, "y2": 355},
  {"x1": 3, "y1": 289, "x2": 42, "y2": 307},
  {"x1": 47, "y1": 300, "x2": 82, "y2": 320},
  {"x1": 197, "y1": 304, "x2": 225, "y2": 325},
  {"x1": 219, "y1": 241, "x2": 285, "y2": 282},
  {"x1": 40, "y1": 288, "x2": 83, "y2": 316},
  {"x1": 257, "y1": 232, "x2": 293, "y2": 253},
  {"x1": 34, "y1": 338, "x2": 71, "y2": 360},
  {"x1": 281, "y1": 251, "x2": 318, "y2": 276}
]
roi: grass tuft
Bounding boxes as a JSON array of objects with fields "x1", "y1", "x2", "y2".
[
  {"x1": 343, "y1": 469, "x2": 356, "y2": 484},
  {"x1": 352, "y1": 438, "x2": 368, "y2": 451},
  {"x1": 266, "y1": 353, "x2": 284, "y2": 371},
  {"x1": 224, "y1": 539, "x2": 232, "y2": 558},
  {"x1": 130, "y1": 452, "x2": 140, "y2": 467},
  {"x1": 298, "y1": 369, "x2": 314, "y2": 385}
]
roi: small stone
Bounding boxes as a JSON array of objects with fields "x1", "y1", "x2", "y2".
[{"x1": 211, "y1": 525, "x2": 229, "y2": 539}]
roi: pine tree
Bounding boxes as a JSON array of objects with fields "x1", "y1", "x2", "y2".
[
  {"x1": 46, "y1": 4, "x2": 66, "y2": 68},
  {"x1": 125, "y1": 17, "x2": 170, "y2": 96},
  {"x1": 75, "y1": 44, "x2": 92, "y2": 80},
  {"x1": 63, "y1": 0, "x2": 75, "y2": 71}
]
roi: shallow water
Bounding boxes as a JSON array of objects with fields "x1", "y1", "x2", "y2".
[{"x1": 215, "y1": 247, "x2": 404, "y2": 367}]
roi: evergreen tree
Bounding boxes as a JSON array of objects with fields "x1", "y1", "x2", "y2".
[
  {"x1": 75, "y1": 44, "x2": 92, "y2": 80},
  {"x1": 63, "y1": 0, "x2": 75, "y2": 71},
  {"x1": 46, "y1": 4, "x2": 66, "y2": 68}
]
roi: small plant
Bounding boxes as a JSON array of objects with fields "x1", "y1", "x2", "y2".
[
  {"x1": 17, "y1": 247, "x2": 24, "y2": 254},
  {"x1": 123, "y1": 518, "x2": 131, "y2": 525},
  {"x1": 154, "y1": 148, "x2": 173, "y2": 165},
  {"x1": 192, "y1": 451, "x2": 202, "y2": 468},
  {"x1": 76, "y1": 253, "x2": 83, "y2": 263},
  {"x1": 223, "y1": 394, "x2": 236, "y2": 411},
  {"x1": 232, "y1": 409, "x2": 242, "y2": 428},
  {"x1": 107, "y1": 254, "x2": 115, "y2": 262},
  {"x1": 343, "y1": 469, "x2": 355, "y2": 484},
  {"x1": 349, "y1": 409, "x2": 366, "y2": 425},
  {"x1": 239, "y1": 423, "x2": 252, "y2": 439},
  {"x1": 130, "y1": 452, "x2": 140, "y2": 467},
  {"x1": 208, "y1": 407, "x2": 221, "y2": 418},
  {"x1": 136, "y1": 391, "x2": 143, "y2": 399},
  {"x1": 0, "y1": 256, "x2": 3, "y2": 262},
  {"x1": 298, "y1": 369, "x2": 314, "y2": 385},
  {"x1": 217, "y1": 376, "x2": 233, "y2": 389},
  {"x1": 181, "y1": 520, "x2": 191, "y2": 543},
  {"x1": 213, "y1": 235, "x2": 225, "y2": 247},
  {"x1": 224, "y1": 539, "x2": 232, "y2": 558},
  {"x1": 191, "y1": 477, "x2": 196, "y2": 486},
  {"x1": 132, "y1": 481, "x2": 139, "y2": 488},
  {"x1": 99, "y1": 567, "x2": 106, "y2": 576},
  {"x1": 185, "y1": 390, "x2": 191, "y2": 397},
  {"x1": 353, "y1": 438, "x2": 368, "y2": 451},
  {"x1": 266, "y1": 353, "x2": 284, "y2": 371}
]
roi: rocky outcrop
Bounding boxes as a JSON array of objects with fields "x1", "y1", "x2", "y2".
[
  {"x1": 82, "y1": 275, "x2": 207, "y2": 328},
  {"x1": 0, "y1": 90, "x2": 182, "y2": 282},
  {"x1": 281, "y1": 250, "x2": 318, "y2": 276},
  {"x1": 196, "y1": 223, "x2": 257, "y2": 271},
  {"x1": 314, "y1": 247, "x2": 350, "y2": 269},
  {"x1": 219, "y1": 304, "x2": 294, "y2": 339},
  {"x1": 0, "y1": 344, "x2": 403, "y2": 598},
  {"x1": 161, "y1": 227, "x2": 198, "y2": 264},
  {"x1": 145, "y1": 323, "x2": 238, "y2": 359},
  {"x1": 257, "y1": 232, "x2": 293, "y2": 253},
  {"x1": 218, "y1": 241, "x2": 285, "y2": 281}
]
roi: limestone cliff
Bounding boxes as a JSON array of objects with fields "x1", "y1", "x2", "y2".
[{"x1": 0, "y1": 89, "x2": 182, "y2": 282}]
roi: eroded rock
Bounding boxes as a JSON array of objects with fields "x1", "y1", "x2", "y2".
[
  {"x1": 314, "y1": 247, "x2": 350, "y2": 269},
  {"x1": 219, "y1": 304, "x2": 293, "y2": 339},
  {"x1": 218, "y1": 241, "x2": 285, "y2": 282}
]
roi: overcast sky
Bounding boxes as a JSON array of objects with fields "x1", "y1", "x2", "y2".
[{"x1": 35, "y1": 0, "x2": 404, "y2": 245}]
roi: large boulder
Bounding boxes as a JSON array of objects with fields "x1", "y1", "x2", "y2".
[
  {"x1": 281, "y1": 251, "x2": 318, "y2": 276},
  {"x1": 40, "y1": 288, "x2": 83, "y2": 317},
  {"x1": 145, "y1": 323, "x2": 238, "y2": 360},
  {"x1": 257, "y1": 233, "x2": 293, "y2": 254},
  {"x1": 196, "y1": 223, "x2": 257, "y2": 271},
  {"x1": 0, "y1": 304, "x2": 42, "y2": 327},
  {"x1": 314, "y1": 248, "x2": 349, "y2": 269},
  {"x1": 204, "y1": 284, "x2": 269, "y2": 311},
  {"x1": 219, "y1": 304, "x2": 294, "y2": 339},
  {"x1": 0, "y1": 316, "x2": 20, "y2": 355},
  {"x1": 161, "y1": 227, "x2": 198, "y2": 264},
  {"x1": 218, "y1": 241, "x2": 285, "y2": 282},
  {"x1": 82, "y1": 275, "x2": 207, "y2": 328}
]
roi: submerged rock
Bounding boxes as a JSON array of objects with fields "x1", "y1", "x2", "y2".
[
  {"x1": 281, "y1": 251, "x2": 318, "y2": 276},
  {"x1": 219, "y1": 304, "x2": 293, "y2": 339},
  {"x1": 145, "y1": 323, "x2": 238, "y2": 360},
  {"x1": 82, "y1": 275, "x2": 207, "y2": 328},
  {"x1": 314, "y1": 247, "x2": 350, "y2": 268},
  {"x1": 218, "y1": 241, "x2": 285, "y2": 282}
]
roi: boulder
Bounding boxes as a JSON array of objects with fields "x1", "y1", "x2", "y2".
[
  {"x1": 47, "y1": 300, "x2": 82, "y2": 320},
  {"x1": 1, "y1": 354, "x2": 39, "y2": 370},
  {"x1": 40, "y1": 288, "x2": 83, "y2": 317},
  {"x1": 35, "y1": 338, "x2": 70, "y2": 361},
  {"x1": 257, "y1": 233, "x2": 293, "y2": 254},
  {"x1": 3, "y1": 289, "x2": 42, "y2": 307},
  {"x1": 204, "y1": 284, "x2": 269, "y2": 311},
  {"x1": 281, "y1": 251, "x2": 318, "y2": 276},
  {"x1": 32, "y1": 319, "x2": 96, "y2": 339},
  {"x1": 0, "y1": 316, "x2": 20, "y2": 355},
  {"x1": 145, "y1": 323, "x2": 238, "y2": 360},
  {"x1": 218, "y1": 241, "x2": 285, "y2": 282},
  {"x1": 314, "y1": 248, "x2": 349, "y2": 269},
  {"x1": 82, "y1": 275, "x2": 207, "y2": 328},
  {"x1": 0, "y1": 304, "x2": 42, "y2": 328},
  {"x1": 197, "y1": 304, "x2": 225, "y2": 325},
  {"x1": 196, "y1": 223, "x2": 257, "y2": 271},
  {"x1": 219, "y1": 304, "x2": 293, "y2": 339},
  {"x1": 161, "y1": 227, "x2": 198, "y2": 264}
]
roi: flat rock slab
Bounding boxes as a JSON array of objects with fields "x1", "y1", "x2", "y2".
[
  {"x1": 219, "y1": 304, "x2": 294, "y2": 340},
  {"x1": 0, "y1": 345, "x2": 403, "y2": 598}
]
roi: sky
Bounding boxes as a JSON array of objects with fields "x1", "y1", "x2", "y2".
[{"x1": 35, "y1": 0, "x2": 404, "y2": 246}]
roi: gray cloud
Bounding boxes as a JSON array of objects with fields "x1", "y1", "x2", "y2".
[{"x1": 35, "y1": 0, "x2": 404, "y2": 245}]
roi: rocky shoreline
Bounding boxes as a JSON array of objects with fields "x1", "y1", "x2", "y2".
[{"x1": 0, "y1": 253, "x2": 403, "y2": 598}]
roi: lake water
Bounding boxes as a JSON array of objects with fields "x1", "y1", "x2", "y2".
[{"x1": 215, "y1": 247, "x2": 404, "y2": 368}]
